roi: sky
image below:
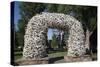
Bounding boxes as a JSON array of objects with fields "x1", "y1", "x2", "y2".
[
  {"x1": 14, "y1": 2, "x2": 21, "y2": 30},
  {"x1": 14, "y1": 1, "x2": 53, "y2": 40}
]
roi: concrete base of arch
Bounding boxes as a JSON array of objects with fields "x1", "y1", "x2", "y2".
[
  {"x1": 15, "y1": 57, "x2": 49, "y2": 65},
  {"x1": 64, "y1": 55, "x2": 92, "y2": 62}
]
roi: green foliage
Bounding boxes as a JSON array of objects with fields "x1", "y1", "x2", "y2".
[
  {"x1": 51, "y1": 34, "x2": 58, "y2": 48},
  {"x1": 15, "y1": 32, "x2": 19, "y2": 48},
  {"x1": 15, "y1": 2, "x2": 46, "y2": 48},
  {"x1": 90, "y1": 17, "x2": 97, "y2": 31},
  {"x1": 15, "y1": 2, "x2": 97, "y2": 49},
  {"x1": 19, "y1": 2, "x2": 46, "y2": 20},
  {"x1": 47, "y1": 4, "x2": 58, "y2": 12},
  {"x1": 70, "y1": 6, "x2": 97, "y2": 31},
  {"x1": 57, "y1": 5, "x2": 73, "y2": 14}
]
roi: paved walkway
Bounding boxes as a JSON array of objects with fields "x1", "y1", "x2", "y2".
[
  {"x1": 48, "y1": 51, "x2": 67, "y2": 64},
  {"x1": 54, "y1": 59, "x2": 66, "y2": 63}
]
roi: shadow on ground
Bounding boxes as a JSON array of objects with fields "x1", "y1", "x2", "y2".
[{"x1": 49, "y1": 56, "x2": 64, "y2": 63}]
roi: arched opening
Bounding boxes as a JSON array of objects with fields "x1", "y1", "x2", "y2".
[
  {"x1": 47, "y1": 28, "x2": 67, "y2": 50},
  {"x1": 47, "y1": 28, "x2": 68, "y2": 55}
]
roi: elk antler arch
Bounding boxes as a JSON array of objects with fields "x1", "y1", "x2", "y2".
[{"x1": 23, "y1": 12, "x2": 86, "y2": 59}]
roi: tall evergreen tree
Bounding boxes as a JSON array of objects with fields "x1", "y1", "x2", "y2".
[{"x1": 51, "y1": 34, "x2": 58, "y2": 49}]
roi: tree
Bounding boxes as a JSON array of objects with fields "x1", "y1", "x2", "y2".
[
  {"x1": 72, "y1": 6, "x2": 97, "y2": 52},
  {"x1": 16, "y1": 2, "x2": 46, "y2": 49},
  {"x1": 51, "y1": 34, "x2": 58, "y2": 49},
  {"x1": 57, "y1": 5, "x2": 73, "y2": 14},
  {"x1": 47, "y1": 4, "x2": 58, "y2": 12},
  {"x1": 67, "y1": 6, "x2": 97, "y2": 53}
]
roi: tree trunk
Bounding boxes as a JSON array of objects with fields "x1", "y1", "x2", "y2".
[{"x1": 85, "y1": 29, "x2": 93, "y2": 54}]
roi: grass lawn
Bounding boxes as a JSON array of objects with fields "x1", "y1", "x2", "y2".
[
  {"x1": 14, "y1": 51, "x2": 97, "y2": 61},
  {"x1": 91, "y1": 53, "x2": 97, "y2": 60},
  {"x1": 14, "y1": 51, "x2": 22, "y2": 60},
  {"x1": 48, "y1": 51, "x2": 67, "y2": 58},
  {"x1": 14, "y1": 51, "x2": 67, "y2": 60}
]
